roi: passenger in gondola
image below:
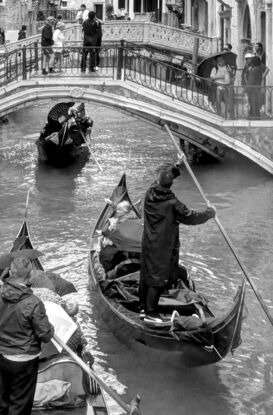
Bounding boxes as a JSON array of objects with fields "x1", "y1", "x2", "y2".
[
  {"x1": 139, "y1": 159, "x2": 216, "y2": 323},
  {"x1": 99, "y1": 201, "x2": 135, "y2": 273},
  {"x1": 62, "y1": 299, "x2": 88, "y2": 357}
]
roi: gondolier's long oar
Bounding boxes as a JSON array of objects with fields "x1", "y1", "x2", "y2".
[
  {"x1": 79, "y1": 130, "x2": 103, "y2": 172},
  {"x1": 163, "y1": 122, "x2": 273, "y2": 327},
  {"x1": 53, "y1": 334, "x2": 141, "y2": 415}
]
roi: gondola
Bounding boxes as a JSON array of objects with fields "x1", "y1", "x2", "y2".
[
  {"x1": 88, "y1": 173, "x2": 246, "y2": 366},
  {"x1": 0, "y1": 219, "x2": 109, "y2": 415},
  {"x1": 36, "y1": 102, "x2": 93, "y2": 167}
]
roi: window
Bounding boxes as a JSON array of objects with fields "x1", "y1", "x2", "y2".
[
  {"x1": 118, "y1": 0, "x2": 125, "y2": 8},
  {"x1": 134, "y1": 0, "x2": 141, "y2": 13}
]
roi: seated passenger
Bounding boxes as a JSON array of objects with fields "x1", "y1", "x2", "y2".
[
  {"x1": 62, "y1": 300, "x2": 87, "y2": 357},
  {"x1": 99, "y1": 201, "x2": 133, "y2": 273}
]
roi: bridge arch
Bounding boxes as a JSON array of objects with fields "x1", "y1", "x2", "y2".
[{"x1": 0, "y1": 81, "x2": 272, "y2": 174}]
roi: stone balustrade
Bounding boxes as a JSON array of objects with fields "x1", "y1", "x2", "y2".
[{"x1": 2, "y1": 22, "x2": 220, "y2": 58}]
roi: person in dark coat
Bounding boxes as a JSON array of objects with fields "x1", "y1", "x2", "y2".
[
  {"x1": 18, "y1": 25, "x2": 27, "y2": 40},
  {"x1": 139, "y1": 162, "x2": 216, "y2": 321},
  {"x1": 41, "y1": 16, "x2": 56, "y2": 75},
  {"x1": 81, "y1": 11, "x2": 102, "y2": 73},
  {"x1": 0, "y1": 257, "x2": 54, "y2": 415},
  {"x1": 0, "y1": 28, "x2": 5, "y2": 45},
  {"x1": 245, "y1": 55, "x2": 264, "y2": 118}
]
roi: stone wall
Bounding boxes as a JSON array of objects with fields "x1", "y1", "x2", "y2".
[{"x1": 0, "y1": 0, "x2": 30, "y2": 32}]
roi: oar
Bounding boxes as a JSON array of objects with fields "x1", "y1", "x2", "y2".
[
  {"x1": 163, "y1": 123, "x2": 273, "y2": 327},
  {"x1": 53, "y1": 334, "x2": 141, "y2": 415},
  {"x1": 79, "y1": 129, "x2": 103, "y2": 172}
]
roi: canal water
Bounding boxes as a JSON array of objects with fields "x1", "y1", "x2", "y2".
[{"x1": 0, "y1": 101, "x2": 272, "y2": 415}]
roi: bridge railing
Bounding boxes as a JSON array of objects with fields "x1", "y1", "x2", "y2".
[
  {"x1": 122, "y1": 45, "x2": 273, "y2": 120},
  {"x1": 1, "y1": 43, "x2": 273, "y2": 120}
]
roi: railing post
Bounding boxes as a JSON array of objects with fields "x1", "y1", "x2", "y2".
[
  {"x1": 117, "y1": 39, "x2": 124, "y2": 80},
  {"x1": 34, "y1": 41, "x2": 39, "y2": 72},
  {"x1": 22, "y1": 46, "x2": 27, "y2": 80}
]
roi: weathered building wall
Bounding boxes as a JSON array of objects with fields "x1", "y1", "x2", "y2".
[{"x1": 0, "y1": 0, "x2": 30, "y2": 32}]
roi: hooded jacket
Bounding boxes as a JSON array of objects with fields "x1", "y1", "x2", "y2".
[
  {"x1": 140, "y1": 169, "x2": 214, "y2": 288},
  {"x1": 0, "y1": 280, "x2": 54, "y2": 355}
]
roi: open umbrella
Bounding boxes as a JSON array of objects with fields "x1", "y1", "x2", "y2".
[
  {"x1": 108, "y1": 219, "x2": 143, "y2": 252},
  {"x1": 197, "y1": 51, "x2": 237, "y2": 78},
  {"x1": 0, "y1": 249, "x2": 44, "y2": 269}
]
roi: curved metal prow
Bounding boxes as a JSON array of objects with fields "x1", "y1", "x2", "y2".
[{"x1": 25, "y1": 190, "x2": 30, "y2": 220}]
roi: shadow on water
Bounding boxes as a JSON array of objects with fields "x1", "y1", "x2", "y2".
[{"x1": 34, "y1": 158, "x2": 89, "y2": 215}]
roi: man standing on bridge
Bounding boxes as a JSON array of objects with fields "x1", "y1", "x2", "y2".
[
  {"x1": 41, "y1": 16, "x2": 56, "y2": 75},
  {"x1": 81, "y1": 11, "x2": 102, "y2": 73}
]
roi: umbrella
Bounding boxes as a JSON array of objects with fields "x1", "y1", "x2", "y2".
[
  {"x1": 0, "y1": 249, "x2": 44, "y2": 269},
  {"x1": 48, "y1": 102, "x2": 75, "y2": 122},
  {"x1": 197, "y1": 51, "x2": 237, "y2": 78},
  {"x1": 108, "y1": 219, "x2": 143, "y2": 252}
]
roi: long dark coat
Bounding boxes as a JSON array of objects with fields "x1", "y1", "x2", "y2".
[{"x1": 140, "y1": 180, "x2": 213, "y2": 288}]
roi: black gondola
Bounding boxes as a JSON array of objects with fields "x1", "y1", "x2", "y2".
[
  {"x1": 88, "y1": 173, "x2": 246, "y2": 367},
  {"x1": 36, "y1": 102, "x2": 93, "y2": 167}
]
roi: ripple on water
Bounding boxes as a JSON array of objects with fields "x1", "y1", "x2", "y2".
[{"x1": 0, "y1": 101, "x2": 273, "y2": 415}]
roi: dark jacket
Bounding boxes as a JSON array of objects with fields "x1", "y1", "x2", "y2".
[
  {"x1": 41, "y1": 23, "x2": 54, "y2": 47},
  {"x1": 82, "y1": 18, "x2": 102, "y2": 46},
  {"x1": 141, "y1": 169, "x2": 214, "y2": 288},
  {"x1": 0, "y1": 280, "x2": 54, "y2": 355},
  {"x1": 18, "y1": 30, "x2": 26, "y2": 40}
]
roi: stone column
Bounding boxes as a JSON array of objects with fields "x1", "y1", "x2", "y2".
[
  {"x1": 235, "y1": 0, "x2": 244, "y2": 70},
  {"x1": 113, "y1": 0, "x2": 119, "y2": 15},
  {"x1": 265, "y1": 1, "x2": 272, "y2": 84},
  {"x1": 128, "y1": 0, "x2": 134, "y2": 19},
  {"x1": 185, "y1": 0, "x2": 191, "y2": 27}
]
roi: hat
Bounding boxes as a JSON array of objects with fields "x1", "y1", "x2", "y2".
[
  {"x1": 158, "y1": 170, "x2": 173, "y2": 188},
  {"x1": 245, "y1": 53, "x2": 255, "y2": 58},
  {"x1": 46, "y1": 16, "x2": 55, "y2": 22},
  {"x1": 56, "y1": 22, "x2": 65, "y2": 29}
]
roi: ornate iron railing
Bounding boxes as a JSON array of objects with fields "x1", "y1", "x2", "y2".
[{"x1": 0, "y1": 43, "x2": 272, "y2": 120}]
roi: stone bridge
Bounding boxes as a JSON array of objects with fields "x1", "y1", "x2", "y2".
[{"x1": 0, "y1": 75, "x2": 272, "y2": 174}]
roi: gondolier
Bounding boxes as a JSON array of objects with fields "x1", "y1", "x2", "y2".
[
  {"x1": 0, "y1": 257, "x2": 54, "y2": 415},
  {"x1": 140, "y1": 160, "x2": 216, "y2": 322}
]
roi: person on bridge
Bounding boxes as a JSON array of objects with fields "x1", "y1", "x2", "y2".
[
  {"x1": 18, "y1": 25, "x2": 27, "y2": 41},
  {"x1": 41, "y1": 16, "x2": 56, "y2": 75},
  {"x1": 0, "y1": 28, "x2": 5, "y2": 45},
  {"x1": 0, "y1": 257, "x2": 54, "y2": 415},
  {"x1": 81, "y1": 11, "x2": 102, "y2": 73},
  {"x1": 76, "y1": 4, "x2": 89, "y2": 25},
  {"x1": 139, "y1": 159, "x2": 216, "y2": 322}
]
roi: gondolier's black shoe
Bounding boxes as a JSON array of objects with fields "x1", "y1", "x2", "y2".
[{"x1": 42, "y1": 69, "x2": 48, "y2": 75}]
